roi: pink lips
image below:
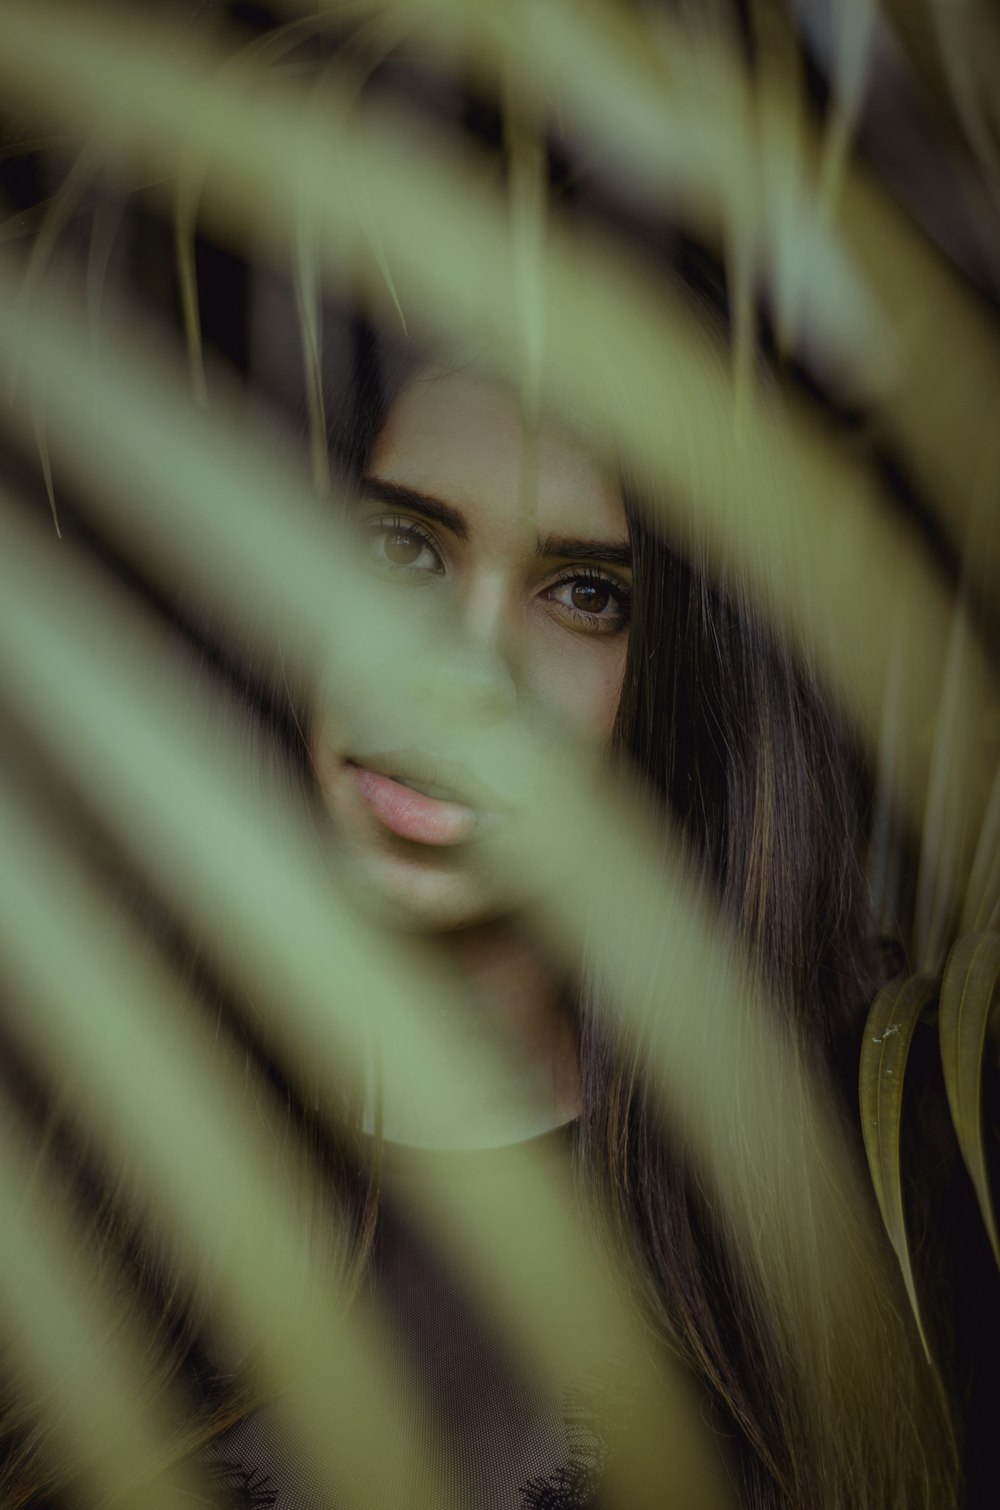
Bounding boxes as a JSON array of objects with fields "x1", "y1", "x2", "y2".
[{"x1": 350, "y1": 764, "x2": 477, "y2": 846}]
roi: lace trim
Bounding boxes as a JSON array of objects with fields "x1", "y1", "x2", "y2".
[
  {"x1": 519, "y1": 1361, "x2": 642, "y2": 1510},
  {"x1": 204, "y1": 1455, "x2": 279, "y2": 1510}
]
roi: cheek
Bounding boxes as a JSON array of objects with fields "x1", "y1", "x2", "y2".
[
  {"x1": 307, "y1": 628, "x2": 629, "y2": 802},
  {"x1": 308, "y1": 705, "x2": 365, "y2": 804},
  {"x1": 522, "y1": 632, "x2": 628, "y2": 746},
  {"x1": 307, "y1": 715, "x2": 341, "y2": 812}
]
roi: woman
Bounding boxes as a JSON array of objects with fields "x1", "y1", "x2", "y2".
[
  {"x1": 162, "y1": 311, "x2": 957, "y2": 1510},
  {"x1": 0, "y1": 30, "x2": 962, "y2": 1509}
]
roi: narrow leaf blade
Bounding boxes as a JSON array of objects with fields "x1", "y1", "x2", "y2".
[{"x1": 859, "y1": 972, "x2": 937, "y2": 1358}]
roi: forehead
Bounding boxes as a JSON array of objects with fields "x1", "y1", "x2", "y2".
[{"x1": 369, "y1": 368, "x2": 626, "y2": 539}]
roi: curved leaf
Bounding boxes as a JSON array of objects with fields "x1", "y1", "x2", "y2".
[
  {"x1": 939, "y1": 931, "x2": 1000, "y2": 1269},
  {"x1": 859, "y1": 972, "x2": 937, "y2": 1359}
]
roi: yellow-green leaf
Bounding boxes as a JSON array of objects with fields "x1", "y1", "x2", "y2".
[
  {"x1": 859, "y1": 972, "x2": 937, "y2": 1359},
  {"x1": 939, "y1": 931, "x2": 1000, "y2": 1269}
]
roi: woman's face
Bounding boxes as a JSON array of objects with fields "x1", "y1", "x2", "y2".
[{"x1": 310, "y1": 368, "x2": 631, "y2": 931}]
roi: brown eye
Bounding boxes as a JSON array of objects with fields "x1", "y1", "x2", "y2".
[
  {"x1": 364, "y1": 517, "x2": 444, "y2": 575},
  {"x1": 571, "y1": 580, "x2": 611, "y2": 614},
  {"x1": 384, "y1": 530, "x2": 423, "y2": 565},
  {"x1": 544, "y1": 570, "x2": 631, "y2": 634}
]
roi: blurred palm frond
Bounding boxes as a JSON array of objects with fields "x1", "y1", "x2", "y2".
[{"x1": 0, "y1": 1, "x2": 997, "y2": 1507}]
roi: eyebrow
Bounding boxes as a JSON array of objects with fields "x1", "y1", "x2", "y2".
[
  {"x1": 362, "y1": 478, "x2": 469, "y2": 539},
  {"x1": 361, "y1": 477, "x2": 632, "y2": 568}
]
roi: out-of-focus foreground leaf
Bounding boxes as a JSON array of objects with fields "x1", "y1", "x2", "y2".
[
  {"x1": 0, "y1": 1099, "x2": 216, "y2": 1510},
  {"x1": 0, "y1": 0, "x2": 993, "y2": 1504}
]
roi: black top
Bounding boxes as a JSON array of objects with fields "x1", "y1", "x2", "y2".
[{"x1": 198, "y1": 1119, "x2": 627, "y2": 1510}]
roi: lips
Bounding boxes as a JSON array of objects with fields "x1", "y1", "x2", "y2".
[{"x1": 348, "y1": 759, "x2": 478, "y2": 846}]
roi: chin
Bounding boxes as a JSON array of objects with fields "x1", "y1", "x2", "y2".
[{"x1": 342, "y1": 843, "x2": 515, "y2": 935}]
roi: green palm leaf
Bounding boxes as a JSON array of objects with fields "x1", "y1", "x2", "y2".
[
  {"x1": 0, "y1": 1103, "x2": 210, "y2": 1510},
  {"x1": 859, "y1": 972, "x2": 937, "y2": 1359},
  {"x1": 939, "y1": 931, "x2": 1000, "y2": 1268}
]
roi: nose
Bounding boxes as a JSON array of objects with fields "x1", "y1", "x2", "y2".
[{"x1": 447, "y1": 570, "x2": 520, "y2": 718}]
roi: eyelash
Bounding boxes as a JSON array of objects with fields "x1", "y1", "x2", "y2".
[
  {"x1": 365, "y1": 516, "x2": 444, "y2": 574},
  {"x1": 363, "y1": 516, "x2": 632, "y2": 633},
  {"x1": 544, "y1": 566, "x2": 632, "y2": 633}
]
